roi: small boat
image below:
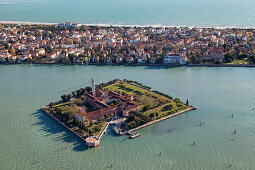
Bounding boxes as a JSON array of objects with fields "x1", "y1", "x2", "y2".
[{"x1": 129, "y1": 133, "x2": 140, "y2": 139}]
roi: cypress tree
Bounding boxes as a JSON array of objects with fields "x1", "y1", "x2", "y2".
[{"x1": 186, "y1": 99, "x2": 189, "y2": 106}]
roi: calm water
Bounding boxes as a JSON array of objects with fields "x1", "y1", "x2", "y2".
[
  {"x1": 1, "y1": 0, "x2": 255, "y2": 27},
  {"x1": 1, "y1": 65, "x2": 255, "y2": 169}
]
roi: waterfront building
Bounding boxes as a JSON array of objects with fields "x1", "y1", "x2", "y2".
[
  {"x1": 163, "y1": 53, "x2": 187, "y2": 65},
  {"x1": 58, "y1": 22, "x2": 81, "y2": 28},
  {"x1": 74, "y1": 78, "x2": 140, "y2": 122}
]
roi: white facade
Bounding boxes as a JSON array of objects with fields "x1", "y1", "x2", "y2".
[
  {"x1": 74, "y1": 108, "x2": 86, "y2": 122},
  {"x1": 163, "y1": 54, "x2": 187, "y2": 65},
  {"x1": 0, "y1": 57, "x2": 4, "y2": 63},
  {"x1": 74, "y1": 113, "x2": 85, "y2": 122},
  {"x1": 138, "y1": 57, "x2": 147, "y2": 64},
  {"x1": 58, "y1": 22, "x2": 81, "y2": 28}
]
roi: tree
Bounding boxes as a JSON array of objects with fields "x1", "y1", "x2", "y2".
[
  {"x1": 142, "y1": 105, "x2": 150, "y2": 112},
  {"x1": 9, "y1": 48, "x2": 15, "y2": 55},
  {"x1": 72, "y1": 91, "x2": 76, "y2": 97},
  {"x1": 149, "y1": 112, "x2": 156, "y2": 119},
  {"x1": 49, "y1": 102, "x2": 54, "y2": 108},
  {"x1": 249, "y1": 55, "x2": 255, "y2": 64},
  {"x1": 61, "y1": 94, "x2": 68, "y2": 102},
  {"x1": 93, "y1": 126, "x2": 101, "y2": 132},
  {"x1": 104, "y1": 114, "x2": 109, "y2": 121},
  {"x1": 224, "y1": 53, "x2": 235, "y2": 63},
  {"x1": 121, "y1": 91, "x2": 126, "y2": 96},
  {"x1": 174, "y1": 98, "x2": 181, "y2": 103},
  {"x1": 161, "y1": 104, "x2": 173, "y2": 111},
  {"x1": 85, "y1": 86, "x2": 92, "y2": 92},
  {"x1": 186, "y1": 99, "x2": 189, "y2": 106},
  {"x1": 67, "y1": 94, "x2": 72, "y2": 101},
  {"x1": 155, "y1": 112, "x2": 159, "y2": 117},
  {"x1": 190, "y1": 55, "x2": 200, "y2": 64},
  {"x1": 67, "y1": 39, "x2": 73, "y2": 45}
]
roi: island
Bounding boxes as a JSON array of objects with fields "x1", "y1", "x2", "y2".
[{"x1": 41, "y1": 78, "x2": 196, "y2": 147}]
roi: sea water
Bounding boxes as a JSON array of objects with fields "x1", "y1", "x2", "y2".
[
  {"x1": 1, "y1": 65, "x2": 255, "y2": 169},
  {"x1": 0, "y1": 0, "x2": 255, "y2": 27}
]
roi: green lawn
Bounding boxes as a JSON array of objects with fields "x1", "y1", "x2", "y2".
[
  {"x1": 52, "y1": 102, "x2": 71, "y2": 108},
  {"x1": 103, "y1": 81, "x2": 148, "y2": 96},
  {"x1": 48, "y1": 79, "x2": 190, "y2": 136},
  {"x1": 86, "y1": 121, "x2": 107, "y2": 136},
  {"x1": 104, "y1": 80, "x2": 190, "y2": 129}
]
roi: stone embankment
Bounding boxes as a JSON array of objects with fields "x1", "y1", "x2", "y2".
[
  {"x1": 128, "y1": 106, "x2": 196, "y2": 133},
  {"x1": 187, "y1": 64, "x2": 255, "y2": 67},
  {"x1": 41, "y1": 106, "x2": 87, "y2": 143},
  {"x1": 41, "y1": 106, "x2": 111, "y2": 148}
]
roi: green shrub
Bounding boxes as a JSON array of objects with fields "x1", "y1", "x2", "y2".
[{"x1": 161, "y1": 104, "x2": 173, "y2": 112}]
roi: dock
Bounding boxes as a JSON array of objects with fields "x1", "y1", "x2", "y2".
[{"x1": 129, "y1": 133, "x2": 140, "y2": 139}]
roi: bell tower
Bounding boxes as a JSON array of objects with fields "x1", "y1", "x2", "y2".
[{"x1": 92, "y1": 78, "x2": 96, "y2": 96}]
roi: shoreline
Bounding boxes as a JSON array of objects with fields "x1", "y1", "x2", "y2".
[
  {"x1": 128, "y1": 106, "x2": 196, "y2": 133},
  {"x1": 1, "y1": 20, "x2": 255, "y2": 29},
  {"x1": 2, "y1": 62, "x2": 255, "y2": 68},
  {"x1": 40, "y1": 106, "x2": 88, "y2": 144},
  {"x1": 41, "y1": 106, "x2": 111, "y2": 148},
  {"x1": 41, "y1": 105, "x2": 196, "y2": 146}
]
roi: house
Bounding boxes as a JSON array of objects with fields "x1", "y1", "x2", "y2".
[
  {"x1": 45, "y1": 50, "x2": 61, "y2": 59},
  {"x1": 138, "y1": 56, "x2": 147, "y2": 64},
  {"x1": 156, "y1": 49, "x2": 163, "y2": 55},
  {"x1": 116, "y1": 56, "x2": 123, "y2": 64},
  {"x1": 104, "y1": 57, "x2": 112, "y2": 64},
  {"x1": 61, "y1": 48, "x2": 75, "y2": 57},
  {"x1": 136, "y1": 47, "x2": 144, "y2": 56},
  {"x1": 126, "y1": 57, "x2": 134, "y2": 64},
  {"x1": 163, "y1": 53, "x2": 187, "y2": 65},
  {"x1": 92, "y1": 56, "x2": 99, "y2": 63},
  {"x1": 209, "y1": 49, "x2": 225, "y2": 61},
  {"x1": 0, "y1": 50, "x2": 9, "y2": 56},
  {"x1": 58, "y1": 22, "x2": 81, "y2": 28},
  {"x1": 149, "y1": 57, "x2": 157, "y2": 64},
  {"x1": 0, "y1": 57, "x2": 4, "y2": 63},
  {"x1": 17, "y1": 56, "x2": 30, "y2": 63},
  {"x1": 38, "y1": 48, "x2": 45, "y2": 55}
]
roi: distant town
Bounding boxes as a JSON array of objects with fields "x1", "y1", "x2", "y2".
[{"x1": 1, "y1": 22, "x2": 255, "y2": 66}]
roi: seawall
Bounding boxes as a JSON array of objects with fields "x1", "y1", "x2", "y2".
[
  {"x1": 128, "y1": 107, "x2": 196, "y2": 133},
  {"x1": 40, "y1": 106, "x2": 88, "y2": 143}
]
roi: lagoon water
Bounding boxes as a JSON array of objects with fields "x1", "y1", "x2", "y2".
[
  {"x1": 1, "y1": 65, "x2": 255, "y2": 169},
  {"x1": 1, "y1": 0, "x2": 255, "y2": 27}
]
